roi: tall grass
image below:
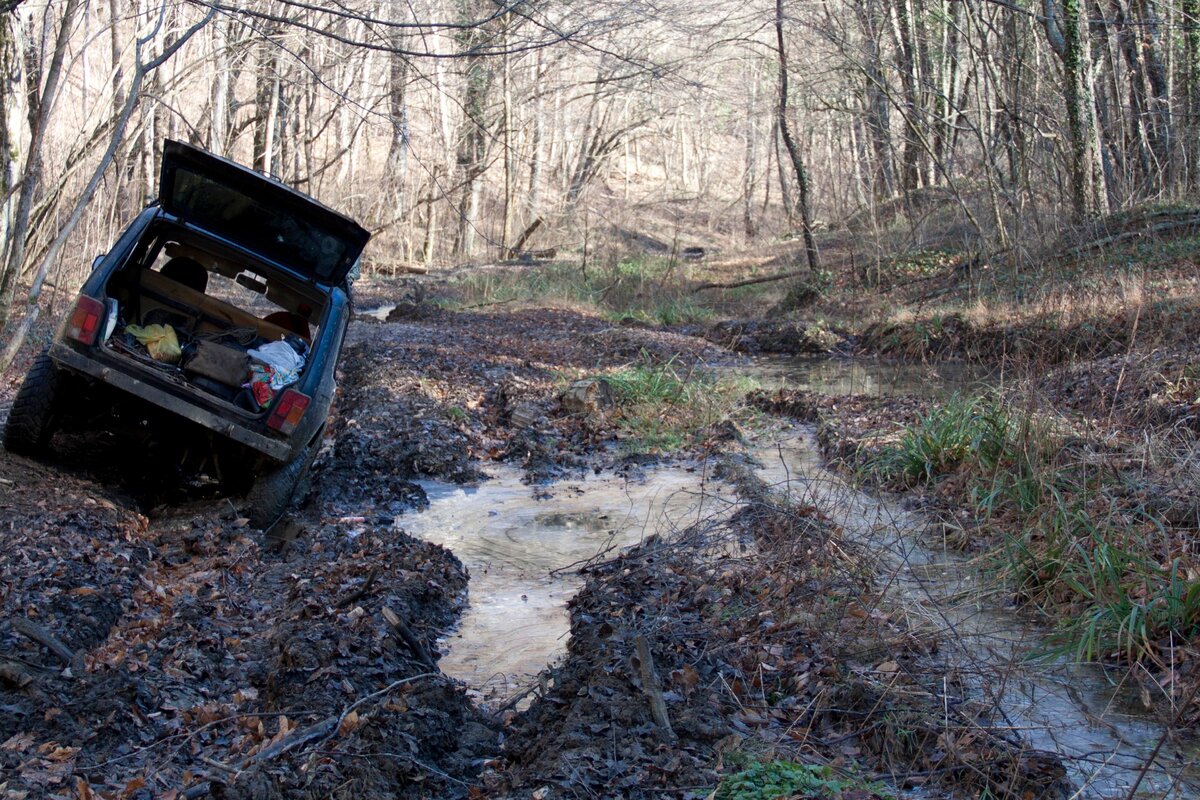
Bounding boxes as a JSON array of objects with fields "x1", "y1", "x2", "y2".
[
  {"x1": 870, "y1": 394, "x2": 1200, "y2": 665},
  {"x1": 599, "y1": 358, "x2": 760, "y2": 453},
  {"x1": 872, "y1": 394, "x2": 1012, "y2": 483}
]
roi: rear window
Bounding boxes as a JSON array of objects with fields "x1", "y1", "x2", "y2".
[{"x1": 170, "y1": 166, "x2": 351, "y2": 279}]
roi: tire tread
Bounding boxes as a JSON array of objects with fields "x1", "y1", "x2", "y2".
[{"x1": 3, "y1": 351, "x2": 61, "y2": 455}]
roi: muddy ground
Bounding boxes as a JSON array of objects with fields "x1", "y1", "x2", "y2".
[
  {"x1": 0, "y1": 297, "x2": 740, "y2": 798},
  {"x1": 2, "y1": 270, "x2": 1196, "y2": 798}
]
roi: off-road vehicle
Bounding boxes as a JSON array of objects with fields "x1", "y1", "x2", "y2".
[{"x1": 3, "y1": 140, "x2": 370, "y2": 528}]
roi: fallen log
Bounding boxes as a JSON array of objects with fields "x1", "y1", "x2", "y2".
[
  {"x1": 692, "y1": 268, "x2": 806, "y2": 293},
  {"x1": 374, "y1": 263, "x2": 429, "y2": 275},
  {"x1": 505, "y1": 217, "x2": 544, "y2": 259},
  {"x1": 1067, "y1": 215, "x2": 1200, "y2": 256}
]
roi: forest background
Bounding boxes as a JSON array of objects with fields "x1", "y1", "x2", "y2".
[{"x1": 0, "y1": 0, "x2": 1195, "y2": 364}]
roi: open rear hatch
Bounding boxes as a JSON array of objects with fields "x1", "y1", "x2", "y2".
[{"x1": 159, "y1": 140, "x2": 370, "y2": 286}]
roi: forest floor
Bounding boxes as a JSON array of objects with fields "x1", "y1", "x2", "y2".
[{"x1": 1, "y1": 209, "x2": 1198, "y2": 798}]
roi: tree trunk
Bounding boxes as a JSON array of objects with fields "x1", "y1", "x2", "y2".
[
  {"x1": 1186, "y1": 0, "x2": 1200, "y2": 190},
  {"x1": 855, "y1": 0, "x2": 896, "y2": 198},
  {"x1": 775, "y1": 0, "x2": 821, "y2": 272},
  {"x1": 0, "y1": 0, "x2": 80, "y2": 333},
  {"x1": 890, "y1": 0, "x2": 925, "y2": 196},
  {"x1": 386, "y1": 20, "x2": 410, "y2": 222},
  {"x1": 1043, "y1": 0, "x2": 1102, "y2": 217},
  {"x1": 253, "y1": 22, "x2": 280, "y2": 174},
  {"x1": 452, "y1": 0, "x2": 495, "y2": 258},
  {"x1": 743, "y1": 59, "x2": 759, "y2": 239}
]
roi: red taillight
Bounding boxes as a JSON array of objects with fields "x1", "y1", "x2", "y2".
[
  {"x1": 66, "y1": 295, "x2": 105, "y2": 345},
  {"x1": 267, "y1": 389, "x2": 311, "y2": 434}
]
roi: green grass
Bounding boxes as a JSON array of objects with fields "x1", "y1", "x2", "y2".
[
  {"x1": 598, "y1": 358, "x2": 761, "y2": 454},
  {"x1": 870, "y1": 395, "x2": 1199, "y2": 666},
  {"x1": 716, "y1": 760, "x2": 890, "y2": 800},
  {"x1": 871, "y1": 394, "x2": 1012, "y2": 484}
]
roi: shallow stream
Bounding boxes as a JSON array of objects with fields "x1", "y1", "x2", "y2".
[{"x1": 398, "y1": 358, "x2": 1199, "y2": 798}]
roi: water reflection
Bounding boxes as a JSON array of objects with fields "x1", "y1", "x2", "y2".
[{"x1": 737, "y1": 355, "x2": 999, "y2": 397}]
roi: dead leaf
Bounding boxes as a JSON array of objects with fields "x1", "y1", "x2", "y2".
[
  {"x1": 670, "y1": 664, "x2": 699, "y2": 696},
  {"x1": 1, "y1": 733, "x2": 34, "y2": 752},
  {"x1": 338, "y1": 710, "x2": 361, "y2": 736}
]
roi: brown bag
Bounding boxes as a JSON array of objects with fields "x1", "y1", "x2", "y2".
[{"x1": 184, "y1": 340, "x2": 249, "y2": 387}]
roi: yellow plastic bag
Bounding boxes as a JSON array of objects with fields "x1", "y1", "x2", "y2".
[{"x1": 124, "y1": 324, "x2": 182, "y2": 364}]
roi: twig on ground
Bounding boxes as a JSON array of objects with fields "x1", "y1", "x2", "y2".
[
  {"x1": 335, "y1": 566, "x2": 380, "y2": 609},
  {"x1": 12, "y1": 617, "x2": 82, "y2": 673},
  {"x1": 634, "y1": 635, "x2": 677, "y2": 742},
  {"x1": 238, "y1": 672, "x2": 442, "y2": 770},
  {"x1": 495, "y1": 682, "x2": 540, "y2": 714},
  {"x1": 383, "y1": 606, "x2": 440, "y2": 671}
]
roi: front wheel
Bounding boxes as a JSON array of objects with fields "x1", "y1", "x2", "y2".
[{"x1": 3, "y1": 351, "x2": 62, "y2": 456}]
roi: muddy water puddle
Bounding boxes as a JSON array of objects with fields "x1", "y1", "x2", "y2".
[
  {"x1": 736, "y1": 354, "x2": 999, "y2": 396},
  {"x1": 397, "y1": 464, "x2": 726, "y2": 701},
  {"x1": 754, "y1": 438, "x2": 1200, "y2": 798},
  {"x1": 398, "y1": 357, "x2": 1197, "y2": 797}
]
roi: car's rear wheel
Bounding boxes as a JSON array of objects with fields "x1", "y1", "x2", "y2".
[
  {"x1": 244, "y1": 441, "x2": 319, "y2": 531},
  {"x1": 3, "y1": 351, "x2": 62, "y2": 456}
]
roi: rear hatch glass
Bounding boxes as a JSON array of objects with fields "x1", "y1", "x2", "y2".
[{"x1": 159, "y1": 140, "x2": 370, "y2": 285}]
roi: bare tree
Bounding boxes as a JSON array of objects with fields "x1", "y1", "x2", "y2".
[{"x1": 776, "y1": 0, "x2": 821, "y2": 271}]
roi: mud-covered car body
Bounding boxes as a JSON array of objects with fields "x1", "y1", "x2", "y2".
[{"x1": 4, "y1": 141, "x2": 370, "y2": 526}]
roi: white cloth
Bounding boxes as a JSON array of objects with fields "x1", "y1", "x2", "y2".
[{"x1": 248, "y1": 340, "x2": 305, "y2": 390}]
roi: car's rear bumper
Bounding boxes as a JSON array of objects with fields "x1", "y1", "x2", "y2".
[{"x1": 50, "y1": 342, "x2": 292, "y2": 461}]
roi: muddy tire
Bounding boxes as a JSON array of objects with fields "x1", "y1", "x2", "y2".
[
  {"x1": 3, "y1": 351, "x2": 62, "y2": 456},
  {"x1": 245, "y1": 445, "x2": 316, "y2": 531}
]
